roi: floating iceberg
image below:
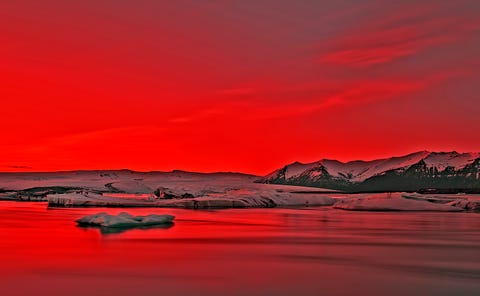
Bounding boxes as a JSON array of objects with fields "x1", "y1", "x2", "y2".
[
  {"x1": 75, "y1": 212, "x2": 175, "y2": 228},
  {"x1": 447, "y1": 199, "x2": 480, "y2": 212},
  {"x1": 333, "y1": 193, "x2": 463, "y2": 212},
  {"x1": 401, "y1": 193, "x2": 465, "y2": 204}
]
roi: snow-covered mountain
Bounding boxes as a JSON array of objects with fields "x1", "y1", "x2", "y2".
[{"x1": 261, "y1": 151, "x2": 480, "y2": 192}]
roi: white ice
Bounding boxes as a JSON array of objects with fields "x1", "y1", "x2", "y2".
[
  {"x1": 75, "y1": 212, "x2": 175, "y2": 228},
  {"x1": 48, "y1": 184, "x2": 337, "y2": 209},
  {"x1": 333, "y1": 193, "x2": 464, "y2": 212}
]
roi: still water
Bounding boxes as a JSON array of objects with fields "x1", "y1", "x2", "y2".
[{"x1": 1, "y1": 202, "x2": 479, "y2": 296}]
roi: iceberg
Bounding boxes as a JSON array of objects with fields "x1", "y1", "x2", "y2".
[
  {"x1": 333, "y1": 193, "x2": 463, "y2": 212},
  {"x1": 75, "y1": 212, "x2": 175, "y2": 228},
  {"x1": 447, "y1": 199, "x2": 480, "y2": 212}
]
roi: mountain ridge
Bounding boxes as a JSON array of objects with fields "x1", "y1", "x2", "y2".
[{"x1": 261, "y1": 151, "x2": 480, "y2": 192}]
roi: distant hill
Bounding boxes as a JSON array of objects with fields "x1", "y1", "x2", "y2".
[{"x1": 0, "y1": 169, "x2": 258, "y2": 193}]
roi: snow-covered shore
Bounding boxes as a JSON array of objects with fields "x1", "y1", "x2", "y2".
[
  {"x1": 47, "y1": 186, "x2": 337, "y2": 209},
  {"x1": 45, "y1": 190, "x2": 480, "y2": 212}
]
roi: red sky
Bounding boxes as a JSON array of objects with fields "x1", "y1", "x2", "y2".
[{"x1": 1, "y1": 0, "x2": 479, "y2": 175}]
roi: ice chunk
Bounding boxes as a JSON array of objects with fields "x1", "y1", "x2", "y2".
[
  {"x1": 401, "y1": 193, "x2": 463, "y2": 204},
  {"x1": 333, "y1": 193, "x2": 463, "y2": 212},
  {"x1": 447, "y1": 199, "x2": 480, "y2": 212},
  {"x1": 75, "y1": 212, "x2": 175, "y2": 228}
]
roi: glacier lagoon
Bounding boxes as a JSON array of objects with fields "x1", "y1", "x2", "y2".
[{"x1": 1, "y1": 201, "x2": 480, "y2": 296}]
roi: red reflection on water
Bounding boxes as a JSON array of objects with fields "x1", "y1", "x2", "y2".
[{"x1": 1, "y1": 202, "x2": 480, "y2": 296}]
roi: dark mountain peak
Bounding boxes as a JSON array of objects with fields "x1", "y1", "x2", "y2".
[{"x1": 262, "y1": 151, "x2": 480, "y2": 192}]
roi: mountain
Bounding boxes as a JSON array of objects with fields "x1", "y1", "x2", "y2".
[{"x1": 260, "y1": 151, "x2": 480, "y2": 192}]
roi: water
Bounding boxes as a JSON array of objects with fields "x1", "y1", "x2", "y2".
[{"x1": 1, "y1": 202, "x2": 479, "y2": 296}]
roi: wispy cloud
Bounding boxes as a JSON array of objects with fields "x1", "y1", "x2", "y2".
[
  {"x1": 1, "y1": 165, "x2": 33, "y2": 169},
  {"x1": 319, "y1": 15, "x2": 477, "y2": 67},
  {"x1": 216, "y1": 87, "x2": 255, "y2": 96},
  {"x1": 22, "y1": 126, "x2": 168, "y2": 154},
  {"x1": 205, "y1": 69, "x2": 469, "y2": 121}
]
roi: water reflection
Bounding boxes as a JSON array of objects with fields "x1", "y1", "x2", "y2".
[{"x1": 0, "y1": 202, "x2": 479, "y2": 296}]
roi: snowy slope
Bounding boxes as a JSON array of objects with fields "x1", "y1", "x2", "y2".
[
  {"x1": 321, "y1": 151, "x2": 430, "y2": 182},
  {"x1": 262, "y1": 151, "x2": 480, "y2": 191},
  {"x1": 423, "y1": 152, "x2": 480, "y2": 172}
]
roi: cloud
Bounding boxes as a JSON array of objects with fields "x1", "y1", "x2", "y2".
[
  {"x1": 2, "y1": 165, "x2": 33, "y2": 169},
  {"x1": 319, "y1": 14, "x2": 476, "y2": 67},
  {"x1": 21, "y1": 126, "x2": 168, "y2": 154},
  {"x1": 229, "y1": 69, "x2": 469, "y2": 120},
  {"x1": 216, "y1": 87, "x2": 255, "y2": 96},
  {"x1": 168, "y1": 107, "x2": 226, "y2": 124},
  {"x1": 254, "y1": 79, "x2": 424, "y2": 118}
]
